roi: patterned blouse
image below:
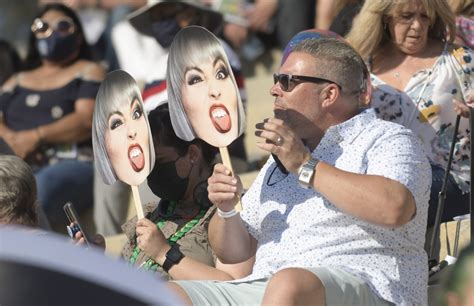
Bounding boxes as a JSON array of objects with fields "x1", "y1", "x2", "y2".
[{"x1": 370, "y1": 45, "x2": 474, "y2": 193}]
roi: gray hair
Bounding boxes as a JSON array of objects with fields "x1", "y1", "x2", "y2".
[
  {"x1": 166, "y1": 26, "x2": 245, "y2": 142},
  {"x1": 292, "y1": 37, "x2": 367, "y2": 96},
  {"x1": 0, "y1": 155, "x2": 38, "y2": 227},
  {"x1": 92, "y1": 70, "x2": 155, "y2": 185}
]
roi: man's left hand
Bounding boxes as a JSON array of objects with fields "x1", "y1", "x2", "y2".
[{"x1": 255, "y1": 118, "x2": 311, "y2": 174}]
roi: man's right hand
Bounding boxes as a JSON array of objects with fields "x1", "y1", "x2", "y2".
[{"x1": 208, "y1": 163, "x2": 243, "y2": 212}]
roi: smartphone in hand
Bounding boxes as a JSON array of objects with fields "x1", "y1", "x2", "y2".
[{"x1": 63, "y1": 202, "x2": 90, "y2": 248}]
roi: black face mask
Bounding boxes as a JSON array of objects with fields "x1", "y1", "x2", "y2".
[
  {"x1": 36, "y1": 31, "x2": 79, "y2": 62},
  {"x1": 151, "y1": 18, "x2": 181, "y2": 48},
  {"x1": 147, "y1": 157, "x2": 192, "y2": 201}
]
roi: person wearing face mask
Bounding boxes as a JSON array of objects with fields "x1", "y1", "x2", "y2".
[
  {"x1": 0, "y1": 3, "x2": 105, "y2": 226},
  {"x1": 128, "y1": 0, "x2": 248, "y2": 166},
  {"x1": 93, "y1": 0, "x2": 248, "y2": 236},
  {"x1": 76, "y1": 104, "x2": 246, "y2": 280}
]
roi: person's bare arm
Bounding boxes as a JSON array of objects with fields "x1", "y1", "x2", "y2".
[
  {"x1": 99, "y1": 0, "x2": 147, "y2": 10},
  {"x1": 207, "y1": 164, "x2": 258, "y2": 263},
  {"x1": 256, "y1": 118, "x2": 418, "y2": 228},
  {"x1": 36, "y1": 63, "x2": 105, "y2": 144},
  {"x1": 36, "y1": 97, "x2": 94, "y2": 144},
  {"x1": 1, "y1": 63, "x2": 104, "y2": 158},
  {"x1": 245, "y1": 0, "x2": 278, "y2": 32},
  {"x1": 164, "y1": 256, "x2": 255, "y2": 281},
  {"x1": 136, "y1": 217, "x2": 254, "y2": 280},
  {"x1": 311, "y1": 162, "x2": 416, "y2": 227},
  {"x1": 315, "y1": 0, "x2": 335, "y2": 29}
]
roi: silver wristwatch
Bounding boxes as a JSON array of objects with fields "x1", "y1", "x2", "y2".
[{"x1": 298, "y1": 157, "x2": 319, "y2": 189}]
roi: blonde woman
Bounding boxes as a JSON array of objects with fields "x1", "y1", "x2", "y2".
[{"x1": 347, "y1": 0, "x2": 473, "y2": 238}]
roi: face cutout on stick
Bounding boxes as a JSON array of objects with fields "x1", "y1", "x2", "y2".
[
  {"x1": 166, "y1": 26, "x2": 245, "y2": 148},
  {"x1": 93, "y1": 70, "x2": 155, "y2": 186}
]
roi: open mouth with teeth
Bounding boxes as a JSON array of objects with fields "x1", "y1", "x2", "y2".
[
  {"x1": 128, "y1": 144, "x2": 145, "y2": 172},
  {"x1": 209, "y1": 104, "x2": 232, "y2": 133}
]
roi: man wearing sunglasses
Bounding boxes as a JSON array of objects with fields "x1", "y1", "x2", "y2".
[{"x1": 168, "y1": 30, "x2": 431, "y2": 306}]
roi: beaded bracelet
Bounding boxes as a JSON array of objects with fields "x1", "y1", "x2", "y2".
[{"x1": 217, "y1": 207, "x2": 239, "y2": 219}]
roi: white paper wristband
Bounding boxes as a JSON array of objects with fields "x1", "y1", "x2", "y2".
[{"x1": 217, "y1": 207, "x2": 239, "y2": 219}]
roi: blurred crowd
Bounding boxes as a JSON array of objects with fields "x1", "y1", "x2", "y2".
[
  {"x1": 0, "y1": 0, "x2": 336, "y2": 234},
  {"x1": 0, "y1": 0, "x2": 473, "y2": 305}
]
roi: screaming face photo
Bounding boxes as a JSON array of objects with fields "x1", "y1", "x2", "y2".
[
  {"x1": 166, "y1": 26, "x2": 245, "y2": 148},
  {"x1": 93, "y1": 70, "x2": 155, "y2": 186}
]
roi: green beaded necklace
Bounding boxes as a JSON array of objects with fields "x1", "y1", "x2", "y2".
[{"x1": 129, "y1": 201, "x2": 207, "y2": 271}]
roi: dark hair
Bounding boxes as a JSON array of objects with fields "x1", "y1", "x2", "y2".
[
  {"x1": 24, "y1": 3, "x2": 93, "y2": 70},
  {"x1": 0, "y1": 155, "x2": 38, "y2": 227},
  {"x1": 292, "y1": 37, "x2": 367, "y2": 96},
  {"x1": 0, "y1": 40, "x2": 22, "y2": 85},
  {"x1": 148, "y1": 104, "x2": 217, "y2": 165}
]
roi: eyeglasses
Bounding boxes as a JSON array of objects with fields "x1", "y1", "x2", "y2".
[
  {"x1": 273, "y1": 73, "x2": 340, "y2": 92},
  {"x1": 31, "y1": 18, "x2": 75, "y2": 38},
  {"x1": 391, "y1": 12, "x2": 431, "y2": 25}
]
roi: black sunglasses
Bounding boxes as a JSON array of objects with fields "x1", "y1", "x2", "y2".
[{"x1": 273, "y1": 73, "x2": 340, "y2": 92}]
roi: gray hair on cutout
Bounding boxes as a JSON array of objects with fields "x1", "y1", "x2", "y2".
[
  {"x1": 166, "y1": 26, "x2": 245, "y2": 143},
  {"x1": 92, "y1": 70, "x2": 155, "y2": 185}
]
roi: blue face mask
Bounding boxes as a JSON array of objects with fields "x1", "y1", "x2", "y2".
[
  {"x1": 36, "y1": 31, "x2": 79, "y2": 62},
  {"x1": 151, "y1": 18, "x2": 181, "y2": 48}
]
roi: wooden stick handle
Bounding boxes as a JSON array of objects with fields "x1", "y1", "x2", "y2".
[
  {"x1": 219, "y1": 147, "x2": 242, "y2": 212},
  {"x1": 131, "y1": 185, "x2": 144, "y2": 219}
]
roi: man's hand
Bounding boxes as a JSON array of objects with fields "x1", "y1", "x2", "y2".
[
  {"x1": 135, "y1": 218, "x2": 170, "y2": 264},
  {"x1": 208, "y1": 163, "x2": 243, "y2": 212},
  {"x1": 255, "y1": 118, "x2": 311, "y2": 174}
]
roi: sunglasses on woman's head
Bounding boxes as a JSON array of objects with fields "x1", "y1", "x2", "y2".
[
  {"x1": 31, "y1": 18, "x2": 75, "y2": 38},
  {"x1": 273, "y1": 73, "x2": 340, "y2": 92}
]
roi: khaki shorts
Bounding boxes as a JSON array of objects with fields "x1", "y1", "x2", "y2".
[{"x1": 175, "y1": 267, "x2": 394, "y2": 306}]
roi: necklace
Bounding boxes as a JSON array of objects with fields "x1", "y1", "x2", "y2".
[
  {"x1": 129, "y1": 201, "x2": 207, "y2": 271},
  {"x1": 394, "y1": 71, "x2": 400, "y2": 78}
]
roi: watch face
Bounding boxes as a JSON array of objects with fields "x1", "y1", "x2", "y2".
[
  {"x1": 299, "y1": 167, "x2": 313, "y2": 187},
  {"x1": 298, "y1": 158, "x2": 318, "y2": 188},
  {"x1": 300, "y1": 169, "x2": 312, "y2": 182}
]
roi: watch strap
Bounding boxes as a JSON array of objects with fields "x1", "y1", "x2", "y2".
[
  {"x1": 162, "y1": 244, "x2": 184, "y2": 273},
  {"x1": 298, "y1": 157, "x2": 319, "y2": 189}
]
